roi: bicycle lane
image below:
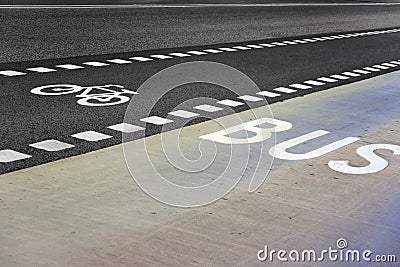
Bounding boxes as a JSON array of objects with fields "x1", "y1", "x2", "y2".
[{"x1": 1, "y1": 29, "x2": 400, "y2": 174}]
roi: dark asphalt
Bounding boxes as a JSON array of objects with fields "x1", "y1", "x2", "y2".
[
  {"x1": 1, "y1": 27, "x2": 400, "y2": 174},
  {"x1": 1, "y1": 5, "x2": 400, "y2": 62}
]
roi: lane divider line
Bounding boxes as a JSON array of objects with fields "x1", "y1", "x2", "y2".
[
  {"x1": 29, "y1": 140, "x2": 75, "y2": 151},
  {"x1": 274, "y1": 87, "x2": 297, "y2": 93},
  {"x1": 56, "y1": 64, "x2": 85, "y2": 70},
  {"x1": 107, "y1": 123, "x2": 145, "y2": 133},
  {"x1": 140, "y1": 116, "x2": 174, "y2": 125},
  {"x1": 27, "y1": 67, "x2": 57, "y2": 73},
  {"x1": 71, "y1": 131, "x2": 113, "y2": 141}
]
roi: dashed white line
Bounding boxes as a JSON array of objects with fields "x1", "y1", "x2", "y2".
[
  {"x1": 71, "y1": 131, "x2": 113, "y2": 141},
  {"x1": 259, "y1": 43, "x2": 276, "y2": 47},
  {"x1": 107, "y1": 59, "x2": 132, "y2": 64},
  {"x1": 83, "y1": 62, "x2": 110, "y2": 67},
  {"x1": 256, "y1": 91, "x2": 281, "y2": 98},
  {"x1": 282, "y1": 41, "x2": 298, "y2": 45},
  {"x1": 193, "y1": 104, "x2": 223, "y2": 112},
  {"x1": 0, "y1": 70, "x2": 26, "y2": 76},
  {"x1": 292, "y1": 40, "x2": 308, "y2": 44},
  {"x1": 289, "y1": 84, "x2": 312, "y2": 90},
  {"x1": 219, "y1": 48, "x2": 237, "y2": 52},
  {"x1": 130, "y1": 56, "x2": 153, "y2": 62},
  {"x1": 381, "y1": 63, "x2": 397, "y2": 67},
  {"x1": 342, "y1": 72, "x2": 361, "y2": 77},
  {"x1": 273, "y1": 87, "x2": 297, "y2": 93},
  {"x1": 372, "y1": 65, "x2": 389, "y2": 70},
  {"x1": 29, "y1": 140, "x2": 74, "y2": 151},
  {"x1": 363, "y1": 67, "x2": 381, "y2": 72},
  {"x1": 0, "y1": 150, "x2": 31, "y2": 163},
  {"x1": 27, "y1": 67, "x2": 57, "y2": 73},
  {"x1": 140, "y1": 116, "x2": 174, "y2": 125},
  {"x1": 168, "y1": 110, "x2": 200, "y2": 118},
  {"x1": 232, "y1": 46, "x2": 252, "y2": 50},
  {"x1": 56, "y1": 64, "x2": 85, "y2": 70},
  {"x1": 330, "y1": 74, "x2": 350, "y2": 80},
  {"x1": 271, "y1": 42, "x2": 287, "y2": 46},
  {"x1": 216, "y1": 99, "x2": 245, "y2": 107},
  {"x1": 169, "y1": 52, "x2": 191, "y2": 57},
  {"x1": 246, "y1": 45, "x2": 264, "y2": 49},
  {"x1": 187, "y1": 51, "x2": 208, "y2": 55},
  {"x1": 303, "y1": 80, "x2": 325, "y2": 86},
  {"x1": 237, "y1": 95, "x2": 263, "y2": 102},
  {"x1": 150, "y1": 55, "x2": 173, "y2": 59},
  {"x1": 302, "y1": 38, "x2": 317, "y2": 42},
  {"x1": 107, "y1": 123, "x2": 144, "y2": 133},
  {"x1": 353, "y1": 69, "x2": 371, "y2": 74},
  {"x1": 203, "y1": 49, "x2": 223, "y2": 53},
  {"x1": 317, "y1": 77, "x2": 338, "y2": 83}
]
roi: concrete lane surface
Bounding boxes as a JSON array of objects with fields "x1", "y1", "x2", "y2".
[{"x1": 0, "y1": 70, "x2": 399, "y2": 266}]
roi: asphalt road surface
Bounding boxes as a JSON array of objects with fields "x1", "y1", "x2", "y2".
[{"x1": 1, "y1": 19, "x2": 400, "y2": 174}]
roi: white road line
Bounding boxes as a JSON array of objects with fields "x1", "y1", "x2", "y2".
[
  {"x1": 187, "y1": 51, "x2": 208, "y2": 55},
  {"x1": 216, "y1": 99, "x2": 245, "y2": 107},
  {"x1": 29, "y1": 140, "x2": 74, "y2": 151},
  {"x1": 317, "y1": 77, "x2": 338, "y2": 83},
  {"x1": 381, "y1": 63, "x2": 398, "y2": 67},
  {"x1": 83, "y1": 62, "x2": 110, "y2": 67},
  {"x1": 237, "y1": 95, "x2": 263, "y2": 102},
  {"x1": 232, "y1": 46, "x2": 252, "y2": 50},
  {"x1": 168, "y1": 110, "x2": 200, "y2": 118},
  {"x1": 302, "y1": 38, "x2": 317, "y2": 42},
  {"x1": 330, "y1": 74, "x2": 350, "y2": 80},
  {"x1": 303, "y1": 80, "x2": 325, "y2": 86},
  {"x1": 312, "y1": 37, "x2": 326, "y2": 41},
  {"x1": 203, "y1": 49, "x2": 223, "y2": 53},
  {"x1": 107, "y1": 123, "x2": 144, "y2": 133},
  {"x1": 246, "y1": 45, "x2": 264, "y2": 49},
  {"x1": 150, "y1": 55, "x2": 173, "y2": 59},
  {"x1": 271, "y1": 42, "x2": 287, "y2": 46},
  {"x1": 140, "y1": 116, "x2": 174, "y2": 125},
  {"x1": 282, "y1": 41, "x2": 298, "y2": 45},
  {"x1": 27, "y1": 67, "x2": 57, "y2": 73},
  {"x1": 193, "y1": 104, "x2": 223, "y2": 112},
  {"x1": 353, "y1": 69, "x2": 371, "y2": 74},
  {"x1": 56, "y1": 64, "x2": 84, "y2": 70},
  {"x1": 273, "y1": 87, "x2": 297, "y2": 93},
  {"x1": 219, "y1": 48, "x2": 237, "y2": 52},
  {"x1": 130, "y1": 56, "x2": 153, "y2": 62},
  {"x1": 169, "y1": 52, "x2": 191, "y2": 57},
  {"x1": 0, "y1": 70, "x2": 26, "y2": 76},
  {"x1": 71, "y1": 131, "x2": 112, "y2": 141},
  {"x1": 363, "y1": 67, "x2": 381, "y2": 72},
  {"x1": 342, "y1": 72, "x2": 360, "y2": 77},
  {"x1": 292, "y1": 40, "x2": 308, "y2": 44},
  {"x1": 256, "y1": 91, "x2": 281, "y2": 97},
  {"x1": 372, "y1": 65, "x2": 389, "y2": 70},
  {"x1": 390, "y1": 61, "x2": 400, "y2": 65},
  {"x1": 289, "y1": 84, "x2": 312, "y2": 90},
  {"x1": 259, "y1": 43, "x2": 276, "y2": 47},
  {"x1": 0, "y1": 150, "x2": 31, "y2": 163},
  {"x1": 107, "y1": 59, "x2": 132, "y2": 64}
]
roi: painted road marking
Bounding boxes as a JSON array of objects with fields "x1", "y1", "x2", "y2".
[
  {"x1": 56, "y1": 64, "x2": 84, "y2": 70},
  {"x1": 27, "y1": 67, "x2": 57, "y2": 73},
  {"x1": 232, "y1": 46, "x2": 252, "y2": 50},
  {"x1": 83, "y1": 62, "x2": 109, "y2": 67},
  {"x1": 353, "y1": 69, "x2": 371, "y2": 74},
  {"x1": 237, "y1": 95, "x2": 263, "y2": 102},
  {"x1": 390, "y1": 61, "x2": 400, "y2": 65},
  {"x1": 169, "y1": 52, "x2": 191, "y2": 57},
  {"x1": 317, "y1": 77, "x2": 338, "y2": 83},
  {"x1": 271, "y1": 42, "x2": 287, "y2": 46},
  {"x1": 304, "y1": 80, "x2": 325, "y2": 86},
  {"x1": 107, "y1": 123, "x2": 144, "y2": 133},
  {"x1": 364, "y1": 67, "x2": 381, "y2": 72},
  {"x1": 282, "y1": 41, "x2": 298, "y2": 45},
  {"x1": 342, "y1": 72, "x2": 361, "y2": 77},
  {"x1": 130, "y1": 56, "x2": 153, "y2": 62},
  {"x1": 273, "y1": 87, "x2": 297, "y2": 93},
  {"x1": 187, "y1": 51, "x2": 208, "y2": 55},
  {"x1": 0, "y1": 70, "x2": 26, "y2": 76},
  {"x1": 29, "y1": 140, "x2": 74, "y2": 151},
  {"x1": 302, "y1": 38, "x2": 317, "y2": 42},
  {"x1": 106, "y1": 59, "x2": 132, "y2": 64},
  {"x1": 203, "y1": 49, "x2": 223, "y2": 53},
  {"x1": 381, "y1": 63, "x2": 398, "y2": 67},
  {"x1": 330, "y1": 74, "x2": 350, "y2": 80},
  {"x1": 0, "y1": 150, "x2": 31, "y2": 163},
  {"x1": 246, "y1": 45, "x2": 264, "y2": 49},
  {"x1": 150, "y1": 55, "x2": 173, "y2": 59},
  {"x1": 373, "y1": 65, "x2": 389, "y2": 70},
  {"x1": 140, "y1": 116, "x2": 174, "y2": 125},
  {"x1": 217, "y1": 99, "x2": 245, "y2": 107},
  {"x1": 256, "y1": 91, "x2": 281, "y2": 97},
  {"x1": 71, "y1": 131, "x2": 113, "y2": 141},
  {"x1": 193, "y1": 104, "x2": 223, "y2": 112},
  {"x1": 259, "y1": 43, "x2": 276, "y2": 47},
  {"x1": 168, "y1": 110, "x2": 200, "y2": 118},
  {"x1": 292, "y1": 40, "x2": 308, "y2": 43},
  {"x1": 219, "y1": 48, "x2": 237, "y2": 52},
  {"x1": 289, "y1": 83, "x2": 312, "y2": 90}
]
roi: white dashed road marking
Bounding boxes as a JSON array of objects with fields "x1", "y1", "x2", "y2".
[
  {"x1": 237, "y1": 95, "x2": 264, "y2": 102},
  {"x1": 364, "y1": 67, "x2": 381, "y2": 72},
  {"x1": 317, "y1": 77, "x2": 338, "y2": 83},
  {"x1": 107, "y1": 59, "x2": 132, "y2": 64},
  {"x1": 256, "y1": 91, "x2": 281, "y2": 97},
  {"x1": 330, "y1": 74, "x2": 350, "y2": 80},
  {"x1": 273, "y1": 87, "x2": 297, "y2": 93},
  {"x1": 27, "y1": 67, "x2": 57, "y2": 73},
  {"x1": 304, "y1": 80, "x2": 325, "y2": 86},
  {"x1": 151, "y1": 55, "x2": 173, "y2": 59},
  {"x1": 29, "y1": 140, "x2": 75, "y2": 151},
  {"x1": 353, "y1": 69, "x2": 371, "y2": 74},
  {"x1": 56, "y1": 64, "x2": 84, "y2": 70},
  {"x1": 168, "y1": 110, "x2": 200, "y2": 118},
  {"x1": 140, "y1": 116, "x2": 174, "y2": 125},
  {"x1": 342, "y1": 72, "x2": 361, "y2": 77},
  {"x1": 0, "y1": 70, "x2": 26, "y2": 76},
  {"x1": 203, "y1": 49, "x2": 223, "y2": 54},
  {"x1": 187, "y1": 51, "x2": 208, "y2": 55},
  {"x1": 169, "y1": 53, "x2": 191, "y2": 57},
  {"x1": 83, "y1": 62, "x2": 110, "y2": 67},
  {"x1": 289, "y1": 84, "x2": 312, "y2": 90},
  {"x1": 193, "y1": 104, "x2": 223, "y2": 112},
  {"x1": 216, "y1": 99, "x2": 245, "y2": 107},
  {"x1": 0, "y1": 150, "x2": 31, "y2": 163},
  {"x1": 107, "y1": 123, "x2": 144, "y2": 133},
  {"x1": 130, "y1": 57, "x2": 153, "y2": 62},
  {"x1": 71, "y1": 131, "x2": 113, "y2": 142}
]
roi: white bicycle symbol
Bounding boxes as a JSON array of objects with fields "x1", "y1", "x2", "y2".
[{"x1": 31, "y1": 84, "x2": 137, "y2": 107}]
